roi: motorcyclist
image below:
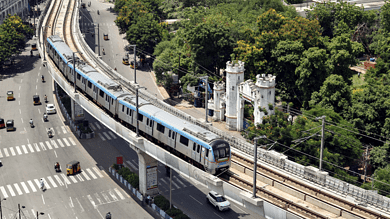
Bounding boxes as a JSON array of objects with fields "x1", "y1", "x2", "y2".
[
  {"x1": 43, "y1": 113, "x2": 48, "y2": 120},
  {"x1": 55, "y1": 162, "x2": 60, "y2": 170},
  {"x1": 30, "y1": 119, "x2": 33, "y2": 126},
  {"x1": 97, "y1": 10, "x2": 99, "y2": 15},
  {"x1": 40, "y1": 179, "x2": 44, "y2": 190},
  {"x1": 44, "y1": 94, "x2": 47, "y2": 102},
  {"x1": 41, "y1": 75, "x2": 44, "y2": 82},
  {"x1": 106, "y1": 212, "x2": 111, "y2": 219}
]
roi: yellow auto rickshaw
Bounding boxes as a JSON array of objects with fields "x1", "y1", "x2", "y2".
[
  {"x1": 6, "y1": 120, "x2": 14, "y2": 132},
  {"x1": 66, "y1": 161, "x2": 81, "y2": 176},
  {"x1": 130, "y1": 60, "x2": 138, "y2": 69},
  {"x1": 31, "y1": 43, "x2": 37, "y2": 51},
  {"x1": 122, "y1": 56, "x2": 129, "y2": 65},
  {"x1": 7, "y1": 91, "x2": 14, "y2": 101},
  {"x1": 33, "y1": 95, "x2": 40, "y2": 105},
  {"x1": 103, "y1": 33, "x2": 108, "y2": 40},
  {"x1": 0, "y1": 119, "x2": 4, "y2": 129}
]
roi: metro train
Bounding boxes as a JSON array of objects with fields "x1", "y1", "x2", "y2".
[{"x1": 46, "y1": 35, "x2": 231, "y2": 175}]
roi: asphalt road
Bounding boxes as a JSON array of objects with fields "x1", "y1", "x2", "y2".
[{"x1": 0, "y1": 36, "x2": 152, "y2": 219}]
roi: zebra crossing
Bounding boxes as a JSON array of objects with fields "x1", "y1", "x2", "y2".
[
  {"x1": 84, "y1": 188, "x2": 127, "y2": 209},
  {"x1": 89, "y1": 122, "x2": 118, "y2": 141},
  {"x1": 0, "y1": 167, "x2": 104, "y2": 199},
  {"x1": 123, "y1": 160, "x2": 193, "y2": 192},
  {"x1": 0, "y1": 137, "x2": 77, "y2": 158}
]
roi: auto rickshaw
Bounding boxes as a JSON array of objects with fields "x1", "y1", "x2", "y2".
[
  {"x1": 66, "y1": 161, "x2": 81, "y2": 176},
  {"x1": 0, "y1": 119, "x2": 5, "y2": 129},
  {"x1": 33, "y1": 95, "x2": 40, "y2": 105},
  {"x1": 122, "y1": 56, "x2": 129, "y2": 65},
  {"x1": 6, "y1": 120, "x2": 14, "y2": 132},
  {"x1": 130, "y1": 60, "x2": 138, "y2": 69},
  {"x1": 7, "y1": 91, "x2": 14, "y2": 101},
  {"x1": 103, "y1": 33, "x2": 108, "y2": 40},
  {"x1": 31, "y1": 43, "x2": 37, "y2": 51}
]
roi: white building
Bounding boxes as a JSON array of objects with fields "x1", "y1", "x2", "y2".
[
  {"x1": 208, "y1": 61, "x2": 276, "y2": 131},
  {"x1": 0, "y1": 0, "x2": 29, "y2": 24}
]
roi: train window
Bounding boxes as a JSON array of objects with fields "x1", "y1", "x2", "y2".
[
  {"x1": 112, "y1": 98, "x2": 114, "y2": 104},
  {"x1": 205, "y1": 149, "x2": 209, "y2": 157},
  {"x1": 193, "y1": 143, "x2": 196, "y2": 151},
  {"x1": 215, "y1": 150, "x2": 219, "y2": 159},
  {"x1": 150, "y1": 121, "x2": 153, "y2": 127},
  {"x1": 169, "y1": 130, "x2": 171, "y2": 137},
  {"x1": 180, "y1": 136, "x2": 189, "y2": 146},
  {"x1": 147, "y1": 118, "x2": 149, "y2": 126},
  {"x1": 122, "y1": 105, "x2": 124, "y2": 112},
  {"x1": 157, "y1": 123, "x2": 165, "y2": 133},
  {"x1": 197, "y1": 145, "x2": 200, "y2": 153},
  {"x1": 126, "y1": 108, "x2": 129, "y2": 115},
  {"x1": 138, "y1": 113, "x2": 143, "y2": 122},
  {"x1": 105, "y1": 95, "x2": 108, "y2": 101},
  {"x1": 88, "y1": 81, "x2": 92, "y2": 88},
  {"x1": 99, "y1": 90, "x2": 104, "y2": 97},
  {"x1": 220, "y1": 149, "x2": 226, "y2": 158},
  {"x1": 130, "y1": 110, "x2": 133, "y2": 116},
  {"x1": 77, "y1": 73, "x2": 81, "y2": 80},
  {"x1": 172, "y1": 132, "x2": 175, "y2": 139}
]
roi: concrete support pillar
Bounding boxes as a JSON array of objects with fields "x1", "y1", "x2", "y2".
[
  {"x1": 137, "y1": 151, "x2": 159, "y2": 196},
  {"x1": 71, "y1": 95, "x2": 85, "y2": 121}
]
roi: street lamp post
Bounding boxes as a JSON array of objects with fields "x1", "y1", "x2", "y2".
[
  {"x1": 253, "y1": 135, "x2": 266, "y2": 198},
  {"x1": 136, "y1": 86, "x2": 147, "y2": 137},
  {"x1": 41, "y1": 25, "x2": 51, "y2": 61},
  {"x1": 199, "y1": 76, "x2": 209, "y2": 123},
  {"x1": 73, "y1": 51, "x2": 82, "y2": 93},
  {"x1": 127, "y1": 45, "x2": 137, "y2": 83},
  {"x1": 0, "y1": 197, "x2": 6, "y2": 219}
]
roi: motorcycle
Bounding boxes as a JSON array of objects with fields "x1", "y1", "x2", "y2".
[
  {"x1": 43, "y1": 113, "x2": 48, "y2": 122},
  {"x1": 30, "y1": 120, "x2": 34, "y2": 128},
  {"x1": 47, "y1": 129, "x2": 53, "y2": 138},
  {"x1": 106, "y1": 212, "x2": 111, "y2": 219},
  {"x1": 97, "y1": 10, "x2": 99, "y2": 15},
  {"x1": 54, "y1": 162, "x2": 61, "y2": 172}
]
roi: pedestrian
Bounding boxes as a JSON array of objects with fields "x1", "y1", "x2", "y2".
[{"x1": 147, "y1": 195, "x2": 151, "y2": 206}]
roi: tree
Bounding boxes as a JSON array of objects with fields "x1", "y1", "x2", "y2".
[
  {"x1": 372, "y1": 165, "x2": 390, "y2": 197},
  {"x1": 310, "y1": 74, "x2": 351, "y2": 116},
  {"x1": 115, "y1": 1, "x2": 149, "y2": 34},
  {"x1": 295, "y1": 47, "x2": 330, "y2": 109},
  {"x1": 380, "y1": 0, "x2": 390, "y2": 32},
  {"x1": 370, "y1": 144, "x2": 390, "y2": 169},
  {"x1": 125, "y1": 13, "x2": 167, "y2": 55}
]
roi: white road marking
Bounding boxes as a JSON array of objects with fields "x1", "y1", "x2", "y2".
[
  {"x1": 94, "y1": 193, "x2": 103, "y2": 205},
  {"x1": 130, "y1": 160, "x2": 139, "y2": 170},
  {"x1": 101, "y1": 192, "x2": 111, "y2": 203},
  {"x1": 61, "y1": 126, "x2": 67, "y2": 134},
  {"x1": 34, "y1": 179, "x2": 41, "y2": 189},
  {"x1": 22, "y1": 145, "x2": 28, "y2": 154},
  {"x1": 19, "y1": 109, "x2": 21, "y2": 114},
  {"x1": 4, "y1": 148, "x2": 10, "y2": 157},
  {"x1": 57, "y1": 139, "x2": 65, "y2": 147},
  {"x1": 56, "y1": 126, "x2": 61, "y2": 135},
  {"x1": 160, "y1": 178, "x2": 168, "y2": 186},
  {"x1": 27, "y1": 180, "x2": 37, "y2": 192},
  {"x1": 7, "y1": 185, "x2": 16, "y2": 196},
  {"x1": 86, "y1": 168, "x2": 97, "y2": 179},
  {"x1": 189, "y1": 195, "x2": 203, "y2": 205},
  {"x1": 20, "y1": 182, "x2": 30, "y2": 194},
  {"x1": 16, "y1": 146, "x2": 22, "y2": 155},
  {"x1": 108, "y1": 190, "x2": 118, "y2": 201},
  {"x1": 68, "y1": 137, "x2": 76, "y2": 146},
  {"x1": 69, "y1": 176, "x2": 78, "y2": 183},
  {"x1": 89, "y1": 123, "x2": 96, "y2": 130},
  {"x1": 87, "y1": 195, "x2": 97, "y2": 209},
  {"x1": 76, "y1": 198, "x2": 85, "y2": 213},
  {"x1": 0, "y1": 186, "x2": 8, "y2": 198},
  {"x1": 81, "y1": 171, "x2": 91, "y2": 180},
  {"x1": 126, "y1": 161, "x2": 138, "y2": 170},
  {"x1": 108, "y1": 131, "x2": 117, "y2": 139},
  {"x1": 27, "y1": 144, "x2": 35, "y2": 152},
  {"x1": 47, "y1": 176, "x2": 57, "y2": 188},
  {"x1": 0, "y1": 150, "x2": 2, "y2": 158},
  {"x1": 61, "y1": 174, "x2": 71, "y2": 184},
  {"x1": 114, "y1": 188, "x2": 125, "y2": 200},
  {"x1": 62, "y1": 138, "x2": 71, "y2": 146},
  {"x1": 33, "y1": 143, "x2": 41, "y2": 152},
  {"x1": 98, "y1": 133, "x2": 106, "y2": 141},
  {"x1": 94, "y1": 122, "x2": 102, "y2": 129},
  {"x1": 9, "y1": 147, "x2": 16, "y2": 156},
  {"x1": 76, "y1": 175, "x2": 84, "y2": 182},
  {"x1": 54, "y1": 175, "x2": 64, "y2": 186},
  {"x1": 174, "y1": 176, "x2": 187, "y2": 188},
  {"x1": 42, "y1": 178, "x2": 51, "y2": 189},
  {"x1": 51, "y1": 139, "x2": 58, "y2": 148},
  {"x1": 92, "y1": 167, "x2": 104, "y2": 178},
  {"x1": 69, "y1": 197, "x2": 74, "y2": 208},
  {"x1": 45, "y1": 141, "x2": 52, "y2": 149},
  {"x1": 40, "y1": 142, "x2": 46, "y2": 150}
]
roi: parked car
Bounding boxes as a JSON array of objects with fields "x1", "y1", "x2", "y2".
[
  {"x1": 46, "y1": 104, "x2": 56, "y2": 114},
  {"x1": 206, "y1": 191, "x2": 231, "y2": 211}
]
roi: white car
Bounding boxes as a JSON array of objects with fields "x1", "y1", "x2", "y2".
[
  {"x1": 206, "y1": 191, "x2": 231, "y2": 211},
  {"x1": 46, "y1": 104, "x2": 56, "y2": 114}
]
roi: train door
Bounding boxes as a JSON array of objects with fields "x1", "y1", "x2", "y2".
[
  {"x1": 145, "y1": 118, "x2": 153, "y2": 136},
  {"x1": 168, "y1": 130, "x2": 176, "y2": 148},
  {"x1": 192, "y1": 143, "x2": 197, "y2": 161},
  {"x1": 104, "y1": 95, "x2": 110, "y2": 110},
  {"x1": 93, "y1": 85, "x2": 98, "y2": 100},
  {"x1": 201, "y1": 147, "x2": 206, "y2": 166},
  {"x1": 204, "y1": 148, "x2": 209, "y2": 171},
  {"x1": 197, "y1": 144, "x2": 202, "y2": 163}
]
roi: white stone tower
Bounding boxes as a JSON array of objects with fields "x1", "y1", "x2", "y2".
[
  {"x1": 225, "y1": 61, "x2": 245, "y2": 130},
  {"x1": 213, "y1": 81, "x2": 226, "y2": 121},
  {"x1": 255, "y1": 74, "x2": 276, "y2": 124}
]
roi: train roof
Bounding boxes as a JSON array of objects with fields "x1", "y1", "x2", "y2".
[
  {"x1": 86, "y1": 72, "x2": 124, "y2": 99},
  {"x1": 47, "y1": 35, "x2": 75, "y2": 63},
  {"x1": 118, "y1": 94, "x2": 220, "y2": 147}
]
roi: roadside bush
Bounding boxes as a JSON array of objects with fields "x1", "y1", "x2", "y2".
[
  {"x1": 174, "y1": 214, "x2": 190, "y2": 219},
  {"x1": 126, "y1": 172, "x2": 139, "y2": 189},
  {"x1": 165, "y1": 208, "x2": 183, "y2": 217},
  {"x1": 118, "y1": 167, "x2": 132, "y2": 177},
  {"x1": 154, "y1": 195, "x2": 170, "y2": 211},
  {"x1": 112, "y1": 164, "x2": 119, "y2": 170}
]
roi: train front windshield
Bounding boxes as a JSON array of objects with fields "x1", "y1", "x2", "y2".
[
  {"x1": 214, "y1": 147, "x2": 230, "y2": 161},
  {"x1": 211, "y1": 140, "x2": 231, "y2": 162}
]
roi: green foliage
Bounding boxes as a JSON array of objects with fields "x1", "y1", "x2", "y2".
[
  {"x1": 380, "y1": 1, "x2": 390, "y2": 33},
  {"x1": 370, "y1": 144, "x2": 390, "y2": 169},
  {"x1": 310, "y1": 74, "x2": 351, "y2": 116},
  {"x1": 372, "y1": 165, "x2": 390, "y2": 197},
  {"x1": 112, "y1": 164, "x2": 119, "y2": 170},
  {"x1": 154, "y1": 195, "x2": 170, "y2": 211},
  {"x1": 165, "y1": 208, "x2": 183, "y2": 217},
  {"x1": 174, "y1": 214, "x2": 190, "y2": 219},
  {"x1": 285, "y1": 0, "x2": 303, "y2": 3},
  {"x1": 115, "y1": 1, "x2": 149, "y2": 34},
  {"x1": 180, "y1": 73, "x2": 198, "y2": 93},
  {"x1": 117, "y1": 167, "x2": 139, "y2": 189}
]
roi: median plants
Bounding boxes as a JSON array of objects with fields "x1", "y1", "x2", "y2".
[{"x1": 154, "y1": 195, "x2": 189, "y2": 219}]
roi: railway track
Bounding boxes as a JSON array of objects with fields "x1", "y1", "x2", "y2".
[
  {"x1": 229, "y1": 152, "x2": 389, "y2": 219},
  {"x1": 42, "y1": 2, "x2": 390, "y2": 219}
]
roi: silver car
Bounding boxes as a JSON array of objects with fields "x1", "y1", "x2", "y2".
[{"x1": 206, "y1": 191, "x2": 231, "y2": 211}]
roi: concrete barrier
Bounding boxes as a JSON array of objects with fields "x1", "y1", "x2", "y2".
[
  {"x1": 274, "y1": 181, "x2": 305, "y2": 200},
  {"x1": 306, "y1": 195, "x2": 341, "y2": 216}
]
